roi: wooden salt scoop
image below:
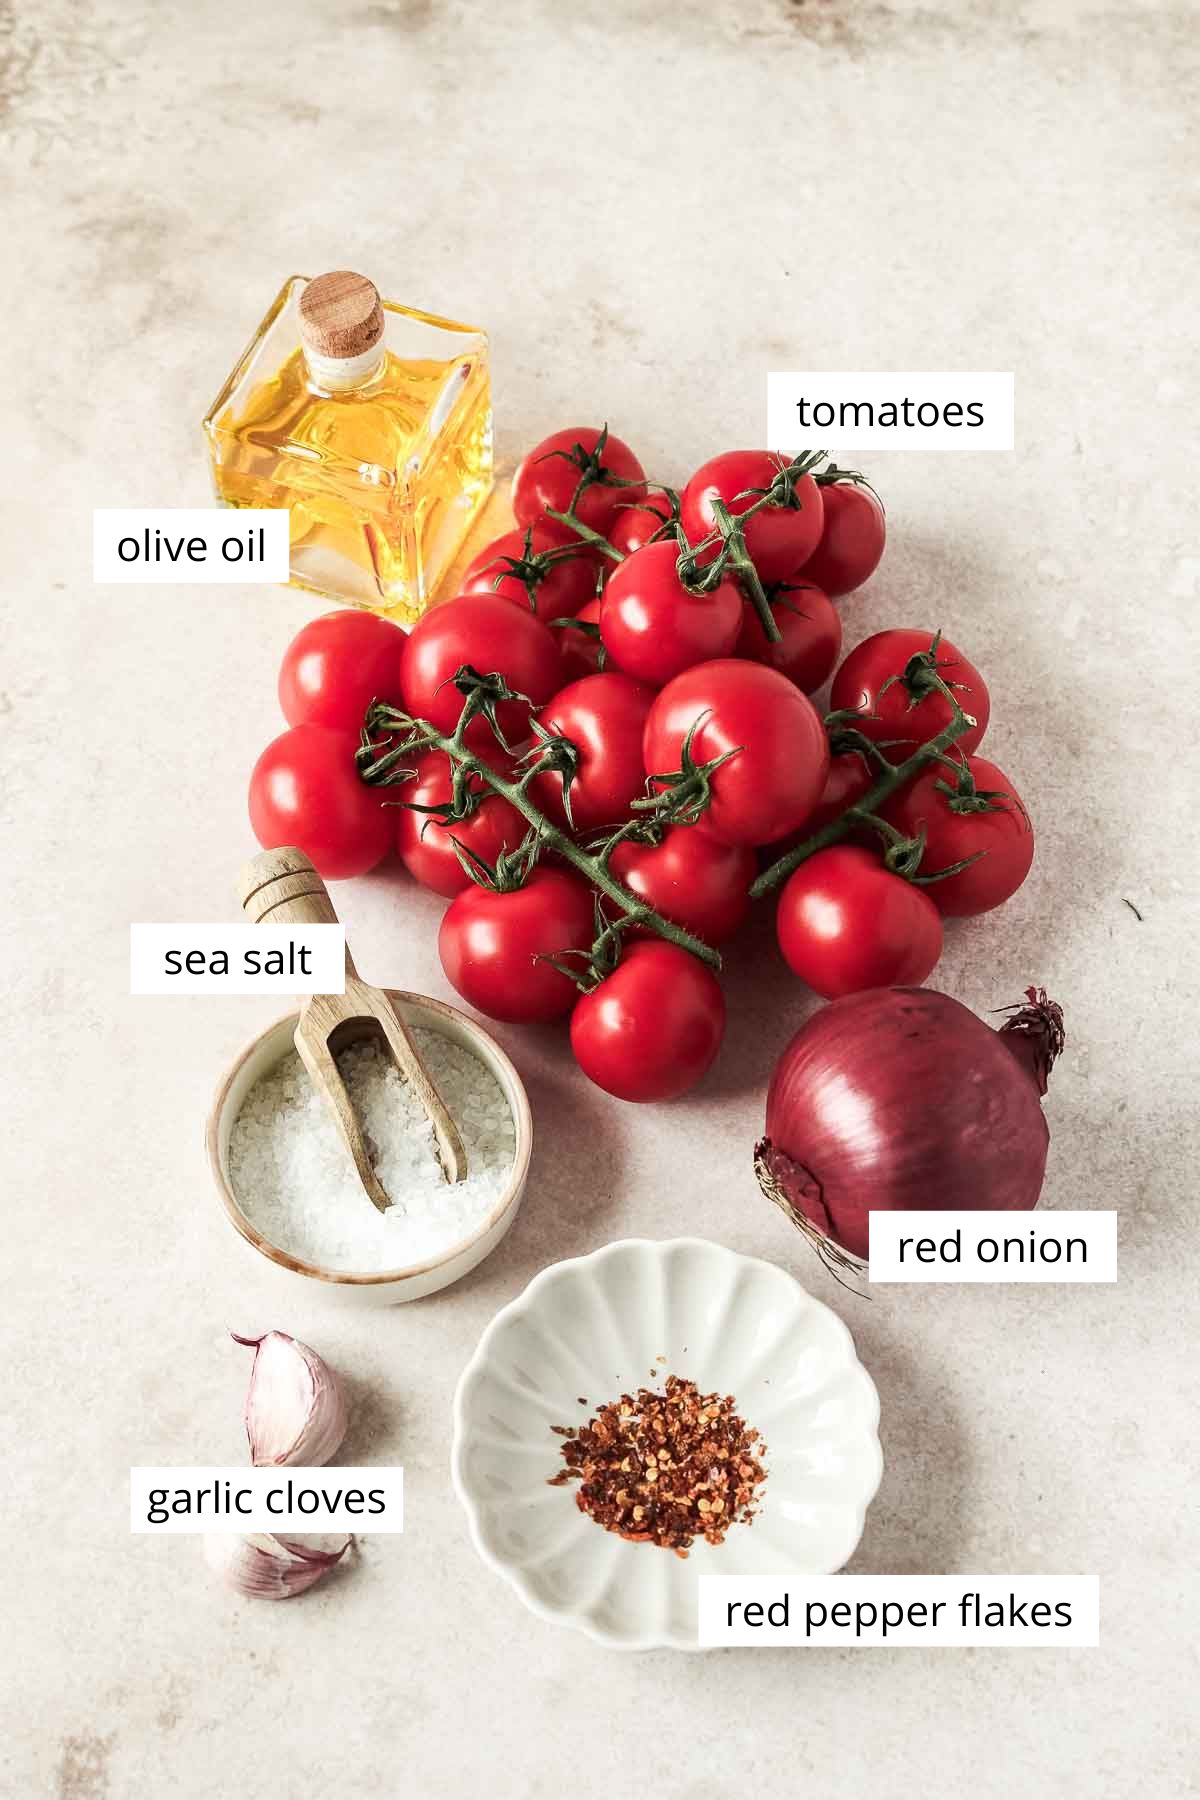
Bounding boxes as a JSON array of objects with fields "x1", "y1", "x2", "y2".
[{"x1": 238, "y1": 847, "x2": 467, "y2": 1209}]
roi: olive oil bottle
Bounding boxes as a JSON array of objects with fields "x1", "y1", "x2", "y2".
[{"x1": 203, "y1": 271, "x2": 492, "y2": 620}]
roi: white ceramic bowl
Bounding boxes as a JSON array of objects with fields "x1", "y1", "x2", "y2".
[
  {"x1": 206, "y1": 992, "x2": 532, "y2": 1305},
  {"x1": 452, "y1": 1237, "x2": 882, "y2": 1649}
]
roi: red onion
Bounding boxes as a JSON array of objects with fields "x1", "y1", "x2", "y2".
[{"x1": 755, "y1": 986, "x2": 1065, "y2": 1267}]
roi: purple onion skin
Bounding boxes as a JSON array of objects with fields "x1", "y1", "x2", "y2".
[{"x1": 756, "y1": 986, "x2": 1063, "y2": 1261}]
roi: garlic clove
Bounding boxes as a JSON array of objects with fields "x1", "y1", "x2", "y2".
[
  {"x1": 232, "y1": 1331, "x2": 348, "y2": 1467},
  {"x1": 204, "y1": 1532, "x2": 350, "y2": 1600}
]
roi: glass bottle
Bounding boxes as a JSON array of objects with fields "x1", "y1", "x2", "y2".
[{"x1": 203, "y1": 271, "x2": 492, "y2": 621}]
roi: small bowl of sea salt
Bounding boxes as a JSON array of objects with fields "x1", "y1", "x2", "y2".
[{"x1": 207, "y1": 992, "x2": 531, "y2": 1304}]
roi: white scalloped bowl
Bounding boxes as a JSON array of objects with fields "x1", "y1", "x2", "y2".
[{"x1": 451, "y1": 1238, "x2": 882, "y2": 1650}]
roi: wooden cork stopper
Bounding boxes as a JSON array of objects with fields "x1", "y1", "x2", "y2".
[{"x1": 298, "y1": 271, "x2": 384, "y2": 360}]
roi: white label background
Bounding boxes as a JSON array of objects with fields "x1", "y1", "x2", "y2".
[
  {"x1": 766, "y1": 371, "x2": 1014, "y2": 450},
  {"x1": 129, "y1": 923, "x2": 345, "y2": 995},
  {"x1": 700, "y1": 1575, "x2": 1099, "y2": 1647},
  {"x1": 131, "y1": 1468, "x2": 404, "y2": 1533},
  {"x1": 869, "y1": 1211, "x2": 1118, "y2": 1283},
  {"x1": 94, "y1": 508, "x2": 290, "y2": 583}
]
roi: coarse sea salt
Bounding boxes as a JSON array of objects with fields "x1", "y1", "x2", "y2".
[{"x1": 228, "y1": 1028, "x2": 517, "y2": 1272}]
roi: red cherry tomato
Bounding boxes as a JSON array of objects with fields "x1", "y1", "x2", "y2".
[
  {"x1": 762, "y1": 746, "x2": 876, "y2": 854},
  {"x1": 829, "y1": 629, "x2": 990, "y2": 764},
  {"x1": 570, "y1": 942, "x2": 725, "y2": 1102},
  {"x1": 461, "y1": 525, "x2": 596, "y2": 621},
  {"x1": 609, "y1": 827, "x2": 755, "y2": 946},
  {"x1": 552, "y1": 598, "x2": 605, "y2": 684},
  {"x1": 735, "y1": 580, "x2": 842, "y2": 694},
  {"x1": 400, "y1": 594, "x2": 562, "y2": 749},
  {"x1": 776, "y1": 845, "x2": 943, "y2": 998},
  {"x1": 392, "y1": 750, "x2": 526, "y2": 899},
  {"x1": 606, "y1": 491, "x2": 673, "y2": 558},
  {"x1": 512, "y1": 426, "x2": 647, "y2": 537},
  {"x1": 438, "y1": 866, "x2": 595, "y2": 1023},
  {"x1": 527, "y1": 673, "x2": 656, "y2": 834},
  {"x1": 884, "y1": 754, "x2": 1034, "y2": 917},
  {"x1": 600, "y1": 540, "x2": 742, "y2": 686},
  {"x1": 277, "y1": 610, "x2": 407, "y2": 733},
  {"x1": 248, "y1": 725, "x2": 392, "y2": 880},
  {"x1": 680, "y1": 450, "x2": 824, "y2": 585},
  {"x1": 801, "y1": 747, "x2": 875, "y2": 837},
  {"x1": 801, "y1": 481, "x2": 886, "y2": 597},
  {"x1": 643, "y1": 661, "x2": 830, "y2": 848}
]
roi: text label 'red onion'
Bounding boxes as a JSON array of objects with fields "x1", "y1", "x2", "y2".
[
  {"x1": 868, "y1": 1210, "x2": 1117, "y2": 1283},
  {"x1": 766, "y1": 373, "x2": 1014, "y2": 451}
]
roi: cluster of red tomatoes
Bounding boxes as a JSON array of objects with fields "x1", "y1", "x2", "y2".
[{"x1": 248, "y1": 427, "x2": 1034, "y2": 1104}]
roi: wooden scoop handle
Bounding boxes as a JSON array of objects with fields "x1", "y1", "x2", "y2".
[
  {"x1": 237, "y1": 848, "x2": 468, "y2": 1195},
  {"x1": 239, "y1": 846, "x2": 348, "y2": 939}
]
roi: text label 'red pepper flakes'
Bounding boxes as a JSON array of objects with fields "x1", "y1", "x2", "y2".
[{"x1": 549, "y1": 1375, "x2": 767, "y2": 1556}]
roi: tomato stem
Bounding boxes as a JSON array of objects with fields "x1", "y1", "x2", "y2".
[
  {"x1": 546, "y1": 450, "x2": 835, "y2": 649},
  {"x1": 588, "y1": 814, "x2": 650, "y2": 871},
  {"x1": 543, "y1": 508, "x2": 624, "y2": 563},
  {"x1": 546, "y1": 423, "x2": 645, "y2": 518},
  {"x1": 360, "y1": 701, "x2": 722, "y2": 969},
  {"x1": 699, "y1": 498, "x2": 783, "y2": 643},
  {"x1": 635, "y1": 716, "x2": 741, "y2": 829},
  {"x1": 812, "y1": 461, "x2": 886, "y2": 518},
  {"x1": 749, "y1": 670, "x2": 978, "y2": 897},
  {"x1": 473, "y1": 525, "x2": 596, "y2": 611}
]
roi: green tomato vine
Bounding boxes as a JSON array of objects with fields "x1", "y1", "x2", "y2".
[{"x1": 358, "y1": 448, "x2": 988, "y2": 977}]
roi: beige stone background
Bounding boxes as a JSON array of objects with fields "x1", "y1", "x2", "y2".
[{"x1": 5, "y1": 0, "x2": 1198, "y2": 1794}]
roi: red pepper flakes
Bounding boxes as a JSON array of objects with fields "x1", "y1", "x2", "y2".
[{"x1": 548, "y1": 1374, "x2": 767, "y2": 1556}]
